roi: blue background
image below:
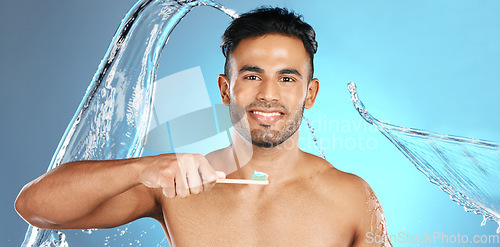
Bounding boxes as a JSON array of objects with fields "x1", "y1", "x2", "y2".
[{"x1": 1, "y1": 0, "x2": 499, "y2": 246}]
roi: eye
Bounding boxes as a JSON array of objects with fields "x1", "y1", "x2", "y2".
[
  {"x1": 279, "y1": 76, "x2": 295, "y2": 83},
  {"x1": 244, "y1": 75, "x2": 260, "y2": 81}
]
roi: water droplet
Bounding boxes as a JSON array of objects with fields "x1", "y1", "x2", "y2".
[
  {"x1": 481, "y1": 215, "x2": 487, "y2": 226},
  {"x1": 81, "y1": 228, "x2": 97, "y2": 234}
]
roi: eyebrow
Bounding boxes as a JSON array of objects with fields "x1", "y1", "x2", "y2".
[
  {"x1": 277, "y1": 68, "x2": 302, "y2": 79},
  {"x1": 238, "y1": 66, "x2": 264, "y2": 74},
  {"x1": 238, "y1": 66, "x2": 303, "y2": 79}
]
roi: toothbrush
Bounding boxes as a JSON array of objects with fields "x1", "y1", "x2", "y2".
[{"x1": 216, "y1": 171, "x2": 269, "y2": 185}]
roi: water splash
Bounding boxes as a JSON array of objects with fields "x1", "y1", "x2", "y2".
[
  {"x1": 303, "y1": 117, "x2": 326, "y2": 159},
  {"x1": 347, "y1": 82, "x2": 500, "y2": 233},
  {"x1": 21, "y1": 228, "x2": 67, "y2": 247},
  {"x1": 21, "y1": 0, "x2": 236, "y2": 246},
  {"x1": 365, "y1": 184, "x2": 392, "y2": 246}
]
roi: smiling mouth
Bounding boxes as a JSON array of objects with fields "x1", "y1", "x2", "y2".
[
  {"x1": 248, "y1": 110, "x2": 284, "y2": 124},
  {"x1": 252, "y1": 111, "x2": 282, "y2": 117}
]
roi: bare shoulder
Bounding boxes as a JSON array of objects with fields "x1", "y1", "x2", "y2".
[
  {"x1": 302, "y1": 152, "x2": 378, "y2": 212},
  {"x1": 304, "y1": 152, "x2": 369, "y2": 190},
  {"x1": 303, "y1": 153, "x2": 391, "y2": 246}
]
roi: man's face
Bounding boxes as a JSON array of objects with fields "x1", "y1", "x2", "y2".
[{"x1": 219, "y1": 34, "x2": 319, "y2": 148}]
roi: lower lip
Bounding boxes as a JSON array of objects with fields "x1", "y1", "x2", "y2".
[{"x1": 248, "y1": 111, "x2": 284, "y2": 124}]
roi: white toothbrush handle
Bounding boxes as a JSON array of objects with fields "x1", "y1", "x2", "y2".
[{"x1": 216, "y1": 178, "x2": 269, "y2": 185}]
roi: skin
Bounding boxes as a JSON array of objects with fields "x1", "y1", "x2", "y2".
[{"x1": 15, "y1": 34, "x2": 391, "y2": 247}]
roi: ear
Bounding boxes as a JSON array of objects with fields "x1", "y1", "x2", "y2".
[
  {"x1": 304, "y1": 78, "x2": 319, "y2": 109},
  {"x1": 218, "y1": 74, "x2": 230, "y2": 106}
]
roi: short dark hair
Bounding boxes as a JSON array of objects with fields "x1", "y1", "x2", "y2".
[{"x1": 221, "y1": 7, "x2": 318, "y2": 80}]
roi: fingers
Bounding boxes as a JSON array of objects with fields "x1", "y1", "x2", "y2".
[
  {"x1": 198, "y1": 158, "x2": 225, "y2": 192},
  {"x1": 186, "y1": 158, "x2": 203, "y2": 195},
  {"x1": 158, "y1": 164, "x2": 176, "y2": 198},
  {"x1": 174, "y1": 155, "x2": 190, "y2": 198},
  {"x1": 156, "y1": 153, "x2": 221, "y2": 199},
  {"x1": 198, "y1": 165, "x2": 216, "y2": 192},
  {"x1": 161, "y1": 179, "x2": 176, "y2": 199}
]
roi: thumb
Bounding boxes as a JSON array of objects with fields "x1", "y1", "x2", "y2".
[{"x1": 215, "y1": 171, "x2": 226, "y2": 179}]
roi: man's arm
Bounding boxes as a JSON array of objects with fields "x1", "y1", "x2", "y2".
[
  {"x1": 352, "y1": 180, "x2": 392, "y2": 247},
  {"x1": 15, "y1": 153, "x2": 223, "y2": 230}
]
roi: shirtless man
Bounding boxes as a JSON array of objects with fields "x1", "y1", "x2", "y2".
[{"x1": 16, "y1": 7, "x2": 391, "y2": 247}]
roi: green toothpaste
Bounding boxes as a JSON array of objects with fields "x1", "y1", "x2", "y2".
[{"x1": 251, "y1": 171, "x2": 269, "y2": 181}]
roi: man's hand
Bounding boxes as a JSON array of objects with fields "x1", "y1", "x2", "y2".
[{"x1": 139, "y1": 153, "x2": 226, "y2": 199}]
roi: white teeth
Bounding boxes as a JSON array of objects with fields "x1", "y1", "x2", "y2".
[{"x1": 253, "y1": 111, "x2": 281, "y2": 117}]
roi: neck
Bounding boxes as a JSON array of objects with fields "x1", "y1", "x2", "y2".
[{"x1": 227, "y1": 129, "x2": 302, "y2": 182}]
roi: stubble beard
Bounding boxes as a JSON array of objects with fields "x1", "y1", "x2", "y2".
[{"x1": 229, "y1": 99, "x2": 305, "y2": 148}]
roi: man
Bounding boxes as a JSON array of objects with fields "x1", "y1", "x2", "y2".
[{"x1": 16, "y1": 7, "x2": 391, "y2": 247}]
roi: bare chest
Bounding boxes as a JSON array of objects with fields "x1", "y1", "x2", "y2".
[{"x1": 159, "y1": 185, "x2": 356, "y2": 247}]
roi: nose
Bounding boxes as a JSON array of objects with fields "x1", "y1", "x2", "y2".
[{"x1": 256, "y1": 79, "x2": 280, "y2": 102}]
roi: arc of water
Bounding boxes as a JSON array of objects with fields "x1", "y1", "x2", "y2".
[
  {"x1": 21, "y1": 1, "x2": 237, "y2": 246},
  {"x1": 347, "y1": 82, "x2": 500, "y2": 233}
]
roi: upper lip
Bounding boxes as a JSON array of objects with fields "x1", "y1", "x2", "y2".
[{"x1": 248, "y1": 108, "x2": 285, "y2": 115}]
